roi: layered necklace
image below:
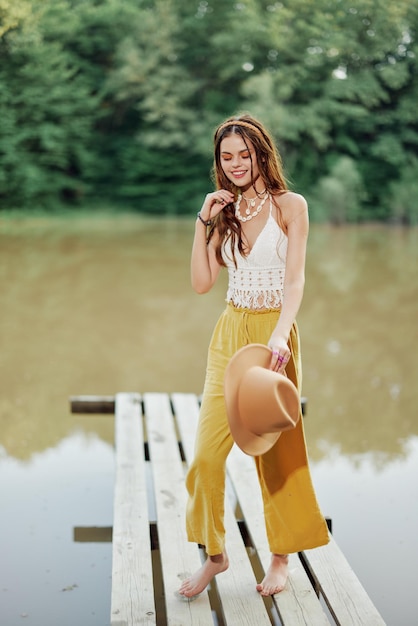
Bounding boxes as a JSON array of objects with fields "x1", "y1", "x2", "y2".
[{"x1": 235, "y1": 188, "x2": 269, "y2": 222}]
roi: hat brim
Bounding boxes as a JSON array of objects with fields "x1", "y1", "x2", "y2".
[{"x1": 224, "y1": 344, "x2": 299, "y2": 456}]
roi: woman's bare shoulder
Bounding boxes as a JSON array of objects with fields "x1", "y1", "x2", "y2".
[
  {"x1": 273, "y1": 191, "x2": 308, "y2": 229},
  {"x1": 276, "y1": 191, "x2": 308, "y2": 213}
]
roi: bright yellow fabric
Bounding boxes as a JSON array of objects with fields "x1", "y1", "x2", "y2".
[{"x1": 185, "y1": 303, "x2": 330, "y2": 555}]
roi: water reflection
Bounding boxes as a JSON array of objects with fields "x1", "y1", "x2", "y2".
[
  {"x1": 0, "y1": 433, "x2": 114, "y2": 626},
  {"x1": 299, "y1": 225, "x2": 418, "y2": 465},
  {"x1": 1, "y1": 215, "x2": 417, "y2": 625},
  {"x1": 311, "y1": 435, "x2": 418, "y2": 623}
]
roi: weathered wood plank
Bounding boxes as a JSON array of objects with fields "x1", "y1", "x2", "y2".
[
  {"x1": 226, "y1": 444, "x2": 331, "y2": 626},
  {"x1": 302, "y1": 536, "x2": 387, "y2": 626},
  {"x1": 110, "y1": 393, "x2": 155, "y2": 626},
  {"x1": 172, "y1": 393, "x2": 271, "y2": 626},
  {"x1": 214, "y1": 507, "x2": 272, "y2": 625},
  {"x1": 170, "y1": 393, "x2": 200, "y2": 463},
  {"x1": 73, "y1": 526, "x2": 112, "y2": 543},
  {"x1": 70, "y1": 395, "x2": 115, "y2": 414},
  {"x1": 143, "y1": 393, "x2": 214, "y2": 625}
]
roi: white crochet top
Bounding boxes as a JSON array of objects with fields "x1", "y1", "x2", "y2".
[{"x1": 222, "y1": 199, "x2": 288, "y2": 310}]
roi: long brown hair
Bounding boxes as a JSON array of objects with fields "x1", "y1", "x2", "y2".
[{"x1": 208, "y1": 114, "x2": 288, "y2": 267}]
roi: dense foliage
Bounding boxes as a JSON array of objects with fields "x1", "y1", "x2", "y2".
[{"x1": 0, "y1": 0, "x2": 417, "y2": 221}]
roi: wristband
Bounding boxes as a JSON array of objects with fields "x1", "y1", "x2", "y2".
[{"x1": 197, "y1": 212, "x2": 212, "y2": 227}]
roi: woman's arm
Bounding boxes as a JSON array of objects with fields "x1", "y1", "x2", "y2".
[
  {"x1": 191, "y1": 220, "x2": 221, "y2": 294},
  {"x1": 191, "y1": 190, "x2": 234, "y2": 293},
  {"x1": 268, "y1": 192, "x2": 309, "y2": 367}
]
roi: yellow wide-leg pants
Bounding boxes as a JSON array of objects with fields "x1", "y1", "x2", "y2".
[{"x1": 185, "y1": 303, "x2": 330, "y2": 555}]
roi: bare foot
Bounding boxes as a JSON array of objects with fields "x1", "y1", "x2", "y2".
[
  {"x1": 178, "y1": 552, "x2": 229, "y2": 598},
  {"x1": 256, "y1": 553, "x2": 289, "y2": 596}
]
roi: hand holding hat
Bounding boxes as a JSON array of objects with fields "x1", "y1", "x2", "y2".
[{"x1": 224, "y1": 344, "x2": 300, "y2": 456}]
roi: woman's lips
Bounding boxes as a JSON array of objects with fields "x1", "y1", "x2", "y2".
[{"x1": 231, "y1": 170, "x2": 247, "y2": 179}]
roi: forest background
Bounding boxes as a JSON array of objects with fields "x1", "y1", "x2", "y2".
[{"x1": 1, "y1": 0, "x2": 417, "y2": 223}]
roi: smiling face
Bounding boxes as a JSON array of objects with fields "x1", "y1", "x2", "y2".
[{"x1": 219, "y1": 133, "x2": 262, "y2": 192}]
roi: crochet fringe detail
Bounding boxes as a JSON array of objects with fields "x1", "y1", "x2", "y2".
[{"x1": 226, "y1": 288, "x2": 283, "y2": 310}]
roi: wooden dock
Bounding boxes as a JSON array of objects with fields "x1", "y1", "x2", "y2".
[{"x1": 70, "y1": 392, "x2": 386, "y2": 626}]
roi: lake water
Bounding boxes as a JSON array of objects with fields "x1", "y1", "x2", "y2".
[{"x1": 0, "y1": 213, "x2": 417, "y2": 625}]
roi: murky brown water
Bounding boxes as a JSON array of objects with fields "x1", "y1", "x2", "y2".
[{"x1": 1, "y1": 214, "x2": 417, "y2": 625}]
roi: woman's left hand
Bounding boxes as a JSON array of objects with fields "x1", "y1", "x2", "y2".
[{"x1": 268, "y1": 340, "x2": 291, "y2": 373}]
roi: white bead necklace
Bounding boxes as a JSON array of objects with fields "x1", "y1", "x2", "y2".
[{"x1": 235, "y1": 192, "x2": 269, "y2": 222}]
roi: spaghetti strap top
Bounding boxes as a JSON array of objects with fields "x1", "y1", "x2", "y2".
[{"x1": 221, "y1": 197, "x2": 288, "y2": 310}]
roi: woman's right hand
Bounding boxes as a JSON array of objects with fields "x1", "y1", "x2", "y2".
[{"x1": 199, "y1": 190, "x2": 235, "y2": 223}]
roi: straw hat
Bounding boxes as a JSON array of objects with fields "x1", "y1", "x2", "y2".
[{"x1": 224, "y1": 343, "x2": 300, "y2": 456}]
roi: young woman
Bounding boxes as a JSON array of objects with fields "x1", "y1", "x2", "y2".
[{"x1": 178, "y1": 114, "x2": 329, "y2": 599}]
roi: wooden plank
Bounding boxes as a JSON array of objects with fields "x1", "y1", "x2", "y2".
[
  {"x1": 214, "y1": 507, "x2": 271, "y2": 625},
  {"x1": 172, "y1": 393, "x2": 271, "y2": 626},
  {"x1": 301, "y1": 536, "x2": 387, "y2": 626},
  {"x1": 143, "y1": 393, "x2": 214, "y2": 625},
  {"x1": 73, "y1": 526, "x2": 112, "y2": 543},
  {"x1": 110, "y1": 393, "x2": 155, "y2": 626},
  {"x1": 170, "y1": 393, "x2": 200, "y2": 463},
  {"x1": 226, "y1": 445, "x2": 331, "y2": 626},
  {"x1": 70, "y1": 395, "x2": 115, "y2": 414}
]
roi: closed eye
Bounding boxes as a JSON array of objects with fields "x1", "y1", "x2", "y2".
[{"x1": 221, "y1": 151, "x2": 251, "y2": 161}]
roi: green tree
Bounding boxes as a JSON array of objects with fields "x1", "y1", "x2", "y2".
[
  {"x1": 0, "y1": 2, "x2": 98, "y2": 208},
  {"x1": 313, "y1": 156, "x2": 365, "y2": 223},
  {"x1": 0, "y1": 0, "x2": 417, "y2": 218},
  {"x1": 240, "y1": 0, "x2": 418, "y2": 221},
  {"x1": 100, "y1": 0, "x2": 209, "y2": 212},
  {"x1": 387, "y1": 156, "x2": 418, "y2": 224},
  {"x1": 0, "y1": 0, "x2": 32, "y2": 37}
]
